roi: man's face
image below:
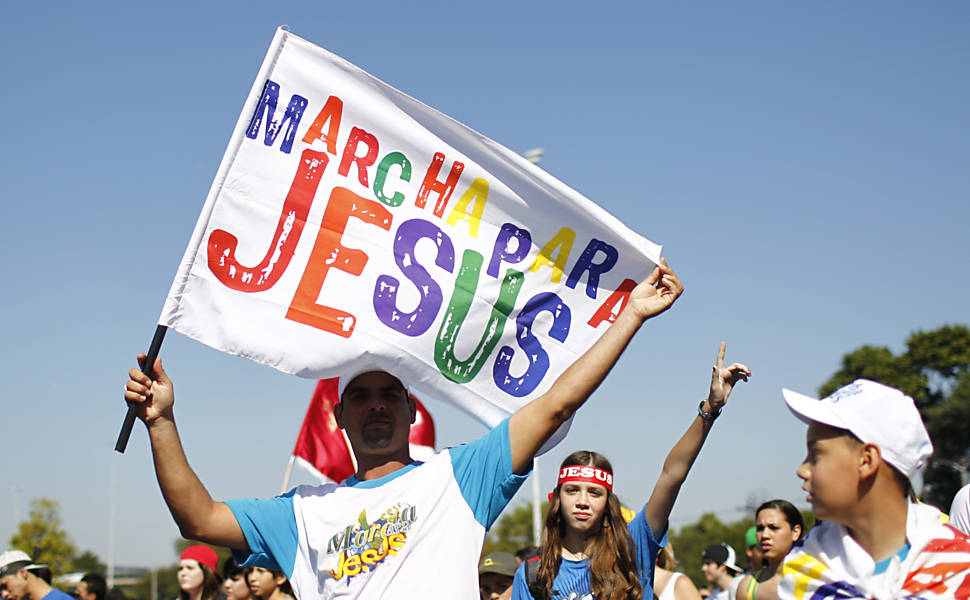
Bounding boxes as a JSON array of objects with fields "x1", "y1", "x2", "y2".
[
  {"x1": 0, "y1": 572, "x2": 27, "y2": 600},
  {"x1": 75, "y1": 582, "x2": 91, "y2": 600},
  {"x1": 479, "y1": 572, "x2": 513, "y2": 600},
  {"x1": 335, "y1": 372, "x2": 414, "y2": 457},
  {"x1": 700, "y1": 560, "x2": 724, "y2": 583},
  {"x1": 797, "y1": 421, "x2": 864, "y2": 522}
]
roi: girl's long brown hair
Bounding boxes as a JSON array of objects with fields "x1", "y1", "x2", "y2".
[{"x1": 532, "y1": 451, "x2": 642, "y2": 600}]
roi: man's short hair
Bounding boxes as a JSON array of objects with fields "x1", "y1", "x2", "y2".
[
  {"x1": 81, "y1": 573, "x2": 107, "y2": 600},
  {"x1": 29, "y1": 566, "x2": 51, "y2": 585}
]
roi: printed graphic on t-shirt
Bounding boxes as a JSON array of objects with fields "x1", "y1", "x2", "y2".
[{"x1": 326, "y1": 502, "x2": 418, "y2": 580}]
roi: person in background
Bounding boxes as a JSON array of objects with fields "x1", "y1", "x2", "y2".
[
  {"x1": 741, "y1": 527, "x2": 762, "y2": 575},
  {"x1": 221, "y1": 558, "x2": 250, "y2": 600},
  {"x1": 246, "y1": 568, "x2": 292, "y2": 600},
  {"x1": 177, "y1": 546, "x2": 221, "y2": 600},
  {"x1": 700, "y1": 544, "x2": 742, "y2": 600},
  {"x1": 24, "y1": 570, "x2": 49, "y2": 588},
  {"x1": 479, "y1": 553, "x2": 518, "y2": 600},
  {"x1": 514, "y1": 547, "x2": 539, "y2": 566},
  {"x1": 735, "y1": 500, "x2": 803, "y2": 600},
  {"x1": 75, "y1": 573, "x2": 106, "y2": 600},
  {"x1": 0, "y1": 551, "x2": 72, "y2": 600},
  {"x1": 654, "y1": 544, "x2": 702, "y2": 600}
]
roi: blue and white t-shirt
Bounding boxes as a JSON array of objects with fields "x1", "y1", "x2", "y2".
[
  {"x1": 510, "y1": 509, "x2": 664, "y2": 600},
  {"x1": 42, "y1": 590, "x2": 75, "y2": 600},
  {"x1": 227, "y1": 417, "x2": 527, "y2": 599}
]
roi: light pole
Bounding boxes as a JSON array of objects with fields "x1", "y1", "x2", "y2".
[{"x1": 108, "y1": 451, "x2": 117, "y2": 587}]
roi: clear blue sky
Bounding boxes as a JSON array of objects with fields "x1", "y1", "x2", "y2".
[{"x1": 1, "y1": 1, "x2": 968, "y2": 569}]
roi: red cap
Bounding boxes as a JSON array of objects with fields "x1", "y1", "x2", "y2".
[{"x1": 180, "y1": 545, "x2": 220, "y2": 577}]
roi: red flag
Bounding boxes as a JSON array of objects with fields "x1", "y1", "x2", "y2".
[
  {"x1": 408, "y1": 393, "x2": 436, "y2": 461},
  {"x1": 291, "y1": 378, "x2": 436, "y2": 483},
  {"x1": 292, "y1": 379, "x2": 355, "y2": 483}
]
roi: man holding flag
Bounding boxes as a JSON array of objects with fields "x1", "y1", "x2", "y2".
[{"x1": 125, "y1": 260, "x2": 681, "y2": 598}]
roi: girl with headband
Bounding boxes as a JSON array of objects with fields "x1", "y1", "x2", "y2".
[{"x1": 513, "y1": 342, "x2": 750, "y2": 600}]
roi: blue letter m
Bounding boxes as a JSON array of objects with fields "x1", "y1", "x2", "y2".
[{"x1": 245, "y1": 79, "x2": 309, "y2": 154}]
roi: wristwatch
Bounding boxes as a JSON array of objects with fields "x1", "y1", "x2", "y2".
[{"x1": 698, "y1": 400, "x2": 721, "y2": 422}]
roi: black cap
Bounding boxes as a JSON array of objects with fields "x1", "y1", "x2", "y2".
[{"x1": 701, "y1": 543, "x2": 742, "y2": 573}]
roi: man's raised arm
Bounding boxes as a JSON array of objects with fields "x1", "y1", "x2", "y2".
[
  {"x1": 124, "y1": 355, "x2": 248, "y2": 550},
  {"x1": 508, "y1": 259, "x2": 684, "y2": 473}
]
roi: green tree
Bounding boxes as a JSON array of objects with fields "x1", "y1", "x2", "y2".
[
  {"x1": 72, "y1": 550, "x2": 107, "y2": 574},
  {"x1": 483, "y1": 502, "x2": 547, "y2": 555},
  {"x1": 9, "y1": 498, "x2": 78, "y2": 576},
  {"x1": 669, "y1": 513, "x2": 750, "y2": 587},
  {"x1": 669, "y1": 509, "x2": 814, "y2": 589},
  {"x1": 819, "y1": 324, "x2": 970, "y2": 509}
]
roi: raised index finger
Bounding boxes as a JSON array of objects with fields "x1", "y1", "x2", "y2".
[{"x1": 716, "y1": 341, "x2": 726, "y2": 369}]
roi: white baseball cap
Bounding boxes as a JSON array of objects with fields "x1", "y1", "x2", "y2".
[
  {"x1": 783, "y1": 379, "x2": 933, "y2": 479},
  {"x1": 0, "y1": 550, "x2": 37, "y2": 577},
  {"x1": 337, "y1": 362, "x2": 406, "y2": 400}
]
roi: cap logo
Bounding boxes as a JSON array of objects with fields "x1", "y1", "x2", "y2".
[
  {"x1": 557, "y1": 465, "x2": 614, "y2": 490},
  {"x1": 828, "y1": 382, "x2": 862, "y2": 404}
]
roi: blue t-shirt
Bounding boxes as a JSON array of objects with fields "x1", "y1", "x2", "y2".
[
  {"x1": 226, "y1": 418, "x2": 528, "y2": 598},
  {"x1": 511, "y1": 508, "x2": 665, "y2": 600},
  {"x1": 42, "y1": 590, "x2": 75, "y2": 600}
]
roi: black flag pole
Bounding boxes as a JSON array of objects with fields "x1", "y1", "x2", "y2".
[{"x1": 115, "y1": 324, "x2": 169, "y2": 453}]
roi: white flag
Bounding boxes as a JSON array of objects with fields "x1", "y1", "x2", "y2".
[{"x1": 161, "y1": 27, "x2": 662, "y2": 433}]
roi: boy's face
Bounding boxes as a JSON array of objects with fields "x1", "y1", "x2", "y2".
[
  {"x1": 700, "y1": 560, "x2": 725, "y2": 583},
  {"x1": 797, "y1": 421, "x2": 864, "y2": 522}
]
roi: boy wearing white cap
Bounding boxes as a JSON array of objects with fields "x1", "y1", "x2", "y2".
[
  {"x1": 0, "y1": 551, "x2": 72, "y2": 600},
  {"x1": 124, "y1": 263, "x2": 683, "y2": 600},
  {"x1": 779, "y1": 379, "x2": 970, "y2": 599}
]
